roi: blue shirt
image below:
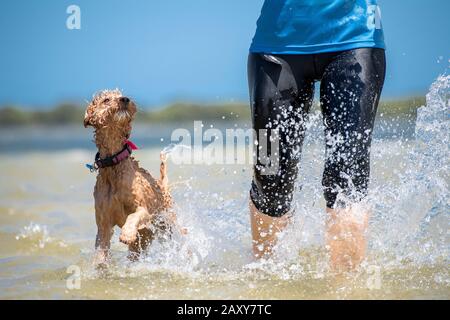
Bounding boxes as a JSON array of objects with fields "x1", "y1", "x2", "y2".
[{"x1": 250, "y1": 0, "x2": 386, "y2": 54}]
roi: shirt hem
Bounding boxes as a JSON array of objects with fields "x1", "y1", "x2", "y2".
[{"x1": 249, "y1": 41, "x2": 386, "y2": 54}]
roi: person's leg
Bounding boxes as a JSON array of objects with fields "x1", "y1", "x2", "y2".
[
  {"x1": 247, "y1": 53, "x2": 314, "y2": 258},
  {"x1": 319, "y1": 48, "x2": 386, "y2": 271}
]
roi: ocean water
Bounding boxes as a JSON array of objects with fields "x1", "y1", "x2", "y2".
[{"x1": 0, "y1": 76, "x2": 448, "y2": 299}]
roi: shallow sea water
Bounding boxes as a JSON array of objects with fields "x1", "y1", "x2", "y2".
[{"x1": 0, "y1": 76, "x2": 448, "y2": 299}]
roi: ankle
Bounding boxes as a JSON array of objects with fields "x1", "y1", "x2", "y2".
[{"x1": 249, "y1": 200, "x2": 291, "y2": 258}]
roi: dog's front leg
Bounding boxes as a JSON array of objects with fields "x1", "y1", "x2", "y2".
[
  {"x1": 119, "y1": 206, "x2": 152, "y2": 245},
  {"x1": 94, "y1": 226, "x2": 113, "y2": 268},
  {"x1": 120, "y1": 206, "x2": 153, "y2": 260}
]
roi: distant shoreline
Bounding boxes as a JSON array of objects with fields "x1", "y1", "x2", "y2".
[{"x1": 0, "y1": 97, "x2": 425, "y2": 127}]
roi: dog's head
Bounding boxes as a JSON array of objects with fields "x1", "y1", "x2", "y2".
[{"x1": 84, "y1": 89, "x2": 137, "y2": 129}]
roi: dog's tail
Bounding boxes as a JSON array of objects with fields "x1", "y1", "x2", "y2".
[{"x1": 159, "y1": 152, "x2": 169, "y2": 193}]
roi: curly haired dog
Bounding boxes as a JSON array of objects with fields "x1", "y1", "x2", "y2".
[{"x1": 84, "y1": 89, "x2": 178, "y2": 266}]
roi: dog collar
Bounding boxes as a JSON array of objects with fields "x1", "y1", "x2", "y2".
[{"x1": 86, "y1": 140, "x2": 138, "y2": 172}]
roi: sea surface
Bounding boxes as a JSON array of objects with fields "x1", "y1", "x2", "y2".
[{"x1": 0, "y1": 76, "x2": 448, "y2": 299}]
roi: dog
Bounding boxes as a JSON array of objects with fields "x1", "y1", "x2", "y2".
[{"x1": 84, "y1": 89, "x2": 179, "y2": 266}]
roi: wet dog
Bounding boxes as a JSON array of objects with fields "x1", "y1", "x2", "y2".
[{"x1": 84, "y1": 89, "x2": 178, "y2": 266}]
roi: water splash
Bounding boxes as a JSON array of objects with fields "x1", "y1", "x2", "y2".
[
  {"x1": 366, "y1": 75, "x2": 449, "y2": 266},
  {"x1": 161, "y1": 143, "x2": 180, "y2": 156},
  {"x1": 15, "y1": 223, "x2": 51, "y2": 249},
  {"x1": 15, "y1": 222, "x2": 67, "y2": 250},
  {"x1": 182, "y1": 75, "x2": 446, "y2": 273},
  {"x1": 69, "y1": 75, "x2": 449, "y2": 298}
]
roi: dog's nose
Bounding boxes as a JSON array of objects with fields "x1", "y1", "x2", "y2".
[{"x1": 119, "y1": 97, "x2": 130, "y2": 104}]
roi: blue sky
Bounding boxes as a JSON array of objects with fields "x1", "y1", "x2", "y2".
[{"x1": 0, "y1": 0, "x2": 449, "y2": 108}]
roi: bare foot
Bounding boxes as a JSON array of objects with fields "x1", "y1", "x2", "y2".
[
  {"x1": 326, "y1": 206, "x2": 369, "y2": 272},
  {"x1": 249, "y1": 200, "x2": 291, "y2": 259}
]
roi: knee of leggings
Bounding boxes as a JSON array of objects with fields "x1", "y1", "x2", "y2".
[
  {"x1": 322, "y1": 142, "x2": 372, "y2": 208},
  {"x1": 322, "y1": 167, "x2": 370, "y2": 209},
  {"x1": 250, "y1": 165, "x2": 298, "y2": 217}
]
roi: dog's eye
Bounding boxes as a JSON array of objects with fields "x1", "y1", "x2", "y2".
[{"x1": 103, "y1": 98, "x2": 110, "y2": 104}]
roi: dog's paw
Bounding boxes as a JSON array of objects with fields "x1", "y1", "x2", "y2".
[
  {"x1": 160, "y1": 151, "x2": 167, "y2": 163},
  {"x1": 180, "y1": 227, "x2": 188, "y2": 235},
  {"x1": 119, "y1": 226, "x2": 138, "y2": 245},
  {"x1": 93, "y1": 249, "x2": 110, "y2": 270}
]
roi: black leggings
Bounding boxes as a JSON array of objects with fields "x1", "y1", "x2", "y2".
[{"x1": 248, "y1": 48, "x2": 386, "y2": 217}]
